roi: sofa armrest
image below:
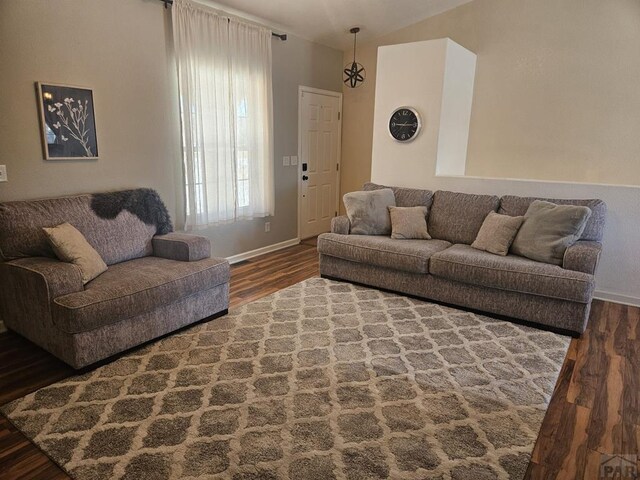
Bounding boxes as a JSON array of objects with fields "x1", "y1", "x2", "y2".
[
  {"x1": 563, "y1": 241, "x2": 603, "y2": 275},
  {"x1": 152, "y1": 233, "x2": 211, "y2": 262},
  {"x1": 331, "y1": 215, "x2": 351, "y2": 235},
  {"x1": 0, "y1": 257, "x2": 84, "y2": 327},
  {"x1": 1, "y1": 257, "x2": 84, "y2": 299}
]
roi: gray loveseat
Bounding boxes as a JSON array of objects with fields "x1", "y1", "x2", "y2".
[
  {"x1": 0, "y1": 189, "x2": 230, "y2": 368},
  {"x1": 318, "y1": 183, "x2": 607, "y2": 336}
]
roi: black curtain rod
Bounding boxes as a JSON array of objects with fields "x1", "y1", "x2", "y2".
[{"x1": 161, "y1": 0, "x2": 287, "y2": 40}]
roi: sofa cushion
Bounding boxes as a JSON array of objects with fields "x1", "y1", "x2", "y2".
[
  {"x1": 43, "y1": 222, "x2": 108, "y2": 284},
  {"x1": 344, "y1": 189, "x2": 396, "y2": 235},
  {"x1": 53, "y1": 256, "x2": 230, "y2": 333},
  {"x1": 317, "y1": 233, "x2": 450, "y2": 274},
  {"x1": 499, "y1": 195, "x2": 606, "y2": 242},
  {"x1": 511, "y1": 201, "x2": 592, "y2": 266},
  {"x1": 364, "y1": 182, "x2": 433, "y2": 209},
  {"x1": 389, "y1": 206, "x2": 431, "y2": 240},
  {"x1": 429, "y1": 244, "x2": 594, "y2": 303},
  {"x1": 0, "y1": 189, "x2": 172, "y2": 265},
  {"x1": 471, "y1": 212, "x2": 524, "y2": 256},
  {"x1": 428, "y1": 191, "x2": 500, "y2": 245}
]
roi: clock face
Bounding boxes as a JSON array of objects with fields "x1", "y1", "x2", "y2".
[{"x1": 389, "y1": 107, "x2": 420, "y2": 142}]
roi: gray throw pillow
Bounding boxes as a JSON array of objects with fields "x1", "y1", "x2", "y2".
[
  {"x1": 471, "y1": 212, "x2": 524, "y2": 256},
  {"x1": 389, "y1": 206, "x2": 431, "y2": 240},
  {"x1": 343, "y1": 188, "x2": 396, "y2": 235},
  {"x1": 511, "y1": 200, "x2": 592, "y2": 265}
]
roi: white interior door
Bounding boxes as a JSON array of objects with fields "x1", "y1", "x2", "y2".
[{"x1": 299, "y1": 87, "x2": 342, "y2": 239}]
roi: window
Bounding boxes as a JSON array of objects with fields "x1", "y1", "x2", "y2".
[
  {"x1": 184, "y1": 99, "x2": 252, "y2": 217},
  {"x1": 173, "y1": 0, "x2": 274, "y2": 227},
  {"x1": 236, "y1": 99, "x2": 250, "y2": 209}
]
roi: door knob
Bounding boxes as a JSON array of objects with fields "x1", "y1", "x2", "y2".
[{"x1": 302, "y1": 175, "x2": 309, "y2": 181}]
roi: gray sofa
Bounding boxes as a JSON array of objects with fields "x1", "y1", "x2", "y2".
[
  {"x1": 318, "y1": 183, "x2": 607, "y2": 336},
  {"x1": 0, "y1": 189, "x2": 230, "y2": 369}
]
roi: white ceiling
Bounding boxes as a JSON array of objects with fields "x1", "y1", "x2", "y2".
[{"x1": 200, "y1": 0, "x2": 474, "y2": 50}]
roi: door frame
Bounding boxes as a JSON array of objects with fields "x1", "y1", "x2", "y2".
[{"x1": 297, "y1": 85, "x2": 343, "y2": 240}]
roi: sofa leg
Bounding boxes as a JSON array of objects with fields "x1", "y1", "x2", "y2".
[{"x1": 211, "y1": 309, "x2": 229, "y2": 318}]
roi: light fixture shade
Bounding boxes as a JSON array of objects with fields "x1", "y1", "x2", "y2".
[
  {"x1": 343, "y1": 61, "x2": 366, "y2": 88},
  {"x1": 344, "y1": 27, "x2": 365, "y2": 88}
]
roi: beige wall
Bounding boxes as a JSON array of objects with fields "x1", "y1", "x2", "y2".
[
  {"x1": 0, "y1": 0, "x2": 181, "y2": 214},
  {"x1": 341, "y1": 0, "x2": 640, "y2": 196},
  {"x1": 0, "y1": 0, "x2": 343, "y2": 258},
  {"x1": 341, "y1": 0, "x2": 640, "y2": 304}
]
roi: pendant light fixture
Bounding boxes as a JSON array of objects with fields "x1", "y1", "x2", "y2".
[{"x1": 343, "y1": 27, "x2": 365, "y2": 88}]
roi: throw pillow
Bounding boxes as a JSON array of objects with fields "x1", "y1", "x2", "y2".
[
  {"x1": 343, "y1": 188, "x2": 396, "y2": 235},
  {"x1": 511, "y1": 200, "x2": 592, "y2": 265},
  {"x1": 471, "y1": 212, "x2": 524, "y2": 256},
  {"x1": 389, "y1": 206, "x2": 431, "y2": 240},
  {"x1": 43, "y1": 222, "x2": 108, "y2": 284}
]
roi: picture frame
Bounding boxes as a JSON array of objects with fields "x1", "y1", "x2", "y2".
[{"x1": 36, "y1": 82, "x2": 99, "y2": 160}]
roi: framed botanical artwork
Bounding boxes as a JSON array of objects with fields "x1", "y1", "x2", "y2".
[{"x1": 36, "y1": 82, "x2": 99, "y2": 160}]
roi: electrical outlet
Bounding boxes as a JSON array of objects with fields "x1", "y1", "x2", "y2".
[
  {"x1": 290, "y1": 156, "x2": 298, "y2": 166},
  {"x1": 283, "y1": 156, "x2": 290, "y2": 167},
  {"x1": 0, "y1": 165, "x2": 7, "y2": 182},
  {"x1": 264, "y1": 221, "x2": 271, "y2": 232}
]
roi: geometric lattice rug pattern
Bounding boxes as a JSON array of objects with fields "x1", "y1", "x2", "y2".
[{"x1": 1, "y1": 278, "x2": 570, "y2": 480}]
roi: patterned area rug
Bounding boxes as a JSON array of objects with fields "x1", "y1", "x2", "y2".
[{"x1": 2, "y1": 278, "x2": 571, "y2": 480}]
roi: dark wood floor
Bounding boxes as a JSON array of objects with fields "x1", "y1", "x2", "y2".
[{"x1": 0, "y1": 237, "x2": 637, "y2": 479}]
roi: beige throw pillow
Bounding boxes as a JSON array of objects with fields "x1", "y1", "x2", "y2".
[
  {"x1": 43, "y1": 223, "x2": 107, "y2": 284},
  {"x1": 471, "y1": 212, "x2": 524, "y2": 256},
  {"x1": 389, "y1": 206, "x2": 431, "y2": 240},
  {"x1": 343, "y1": 188, "x2": 396, "y2": 235},
  {"x1": 511, "y1": 200, "x2": 592, "y2": 265}
]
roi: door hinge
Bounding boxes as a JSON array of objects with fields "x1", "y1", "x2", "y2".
[
  {"x1": 338, "y1": 111, "x2": 341, "y2": 120},
  {"x1": 335, "y1": 211, "x2": 338, "y2": 217},
  {"x1": 336, "y1": 163, "x2": 339, "y2": 171}
]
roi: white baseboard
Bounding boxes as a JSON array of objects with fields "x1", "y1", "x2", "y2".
[
  {"x1": 226, "y1": 238, "x2": 301, "y2": 265},
  {"x1": 594, "y1": 290, "x2": 640, "y2": 308}
]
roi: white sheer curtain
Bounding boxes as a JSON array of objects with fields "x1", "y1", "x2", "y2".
[{"x1": 172, "y1": 0, "x2": 274, "y2": 227}]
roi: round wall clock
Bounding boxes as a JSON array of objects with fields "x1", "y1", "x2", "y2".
[{"x1": 389, "y1": 107, "x2": 421, "y2": 142}]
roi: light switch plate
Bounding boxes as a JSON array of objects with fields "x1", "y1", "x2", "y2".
[
  {"x1": 291, "y1": 156, "x2": 298, "y2": 166},
  {"x1": 283, "y1": 156, "x2": 290, "y2": 166},
  {"x1": 0, "y1": 165, "x2": 7, "y2": 182}
]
